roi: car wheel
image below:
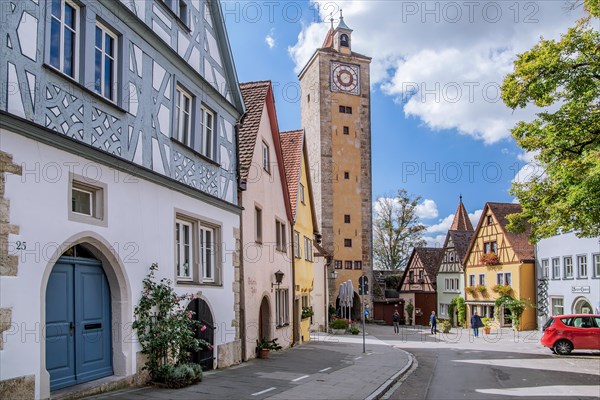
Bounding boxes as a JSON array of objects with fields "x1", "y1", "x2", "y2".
[{"x1": 554, "y1": 340, "x2": 573, "y2": 355}]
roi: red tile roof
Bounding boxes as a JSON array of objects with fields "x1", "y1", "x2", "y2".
[
  {"x1": 238, "y1": 81, "x2": 271, "y2": 180},
  {"x1": 450, "y1": 197, "x2": 474, "y2": 232},
  {"x1": 487, "y1": 202, "x2": 534, "y2": 261},
  {"x1": 279, "y1": 130, "x2": 304, "y2": 221}
]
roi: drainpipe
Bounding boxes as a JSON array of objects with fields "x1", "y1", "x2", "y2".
[
  {"x1": 235, "y1": 115, "x2": 247, "y2": 361},
  {"x1": 291, "y1": 224, "x2": 298, "y2": 345}
]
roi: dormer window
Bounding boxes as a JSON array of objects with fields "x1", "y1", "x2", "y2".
[{"x1": 340, "y1": 34, "x2": 349, "y2": 47}]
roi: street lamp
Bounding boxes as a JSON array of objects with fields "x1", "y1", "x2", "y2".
[
  {"x1": 330, "y1": 270, "x2": 338, "y2": 279},
  {"x1": 272, "y1": 270, "x2": 284, "y2": 289}
]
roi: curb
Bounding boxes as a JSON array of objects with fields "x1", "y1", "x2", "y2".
[{"x1": 365, "y1": 349, "x2": 415, "y2": 400}]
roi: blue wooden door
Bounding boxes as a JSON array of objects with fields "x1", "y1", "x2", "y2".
[{"x1": 46, "y1": 257, "x2": 112, "y2": 391}]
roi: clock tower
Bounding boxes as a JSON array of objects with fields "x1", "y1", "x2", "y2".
[{"x1": 298, "y1": 12, "x2": 373, "y2": 319}]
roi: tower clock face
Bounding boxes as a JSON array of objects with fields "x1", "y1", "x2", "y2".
[{"x1": 331, "y1": 62, "x2": 360, "y2": 95}]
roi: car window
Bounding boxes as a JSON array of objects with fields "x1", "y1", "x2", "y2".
[
  {"x1": 560, "y1": 317, "x2": 573, "y2": 326},
  {"x1": 594, "y1": 317, "x2": 600, "y2": 328},
  {"x1": 570, "y1": 317, "x2": 593, "y2": 328},
  {"x1": 543, "y1": 318, "x2": 555, "y2": 330}
]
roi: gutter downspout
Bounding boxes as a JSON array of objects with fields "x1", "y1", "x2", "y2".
[
  {"x1": 291, "y1": 224, "x2": 298, "y2": 346},
  {"x1": 235, "y1": 114, "x2": 247, "y2": 361}
]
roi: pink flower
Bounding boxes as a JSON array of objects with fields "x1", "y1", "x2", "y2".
[
  {"x1": 200, "y1": 325, "x2": 207, "y2": 332},
  {"x1": 187, "y1": 310, "x2": 193, "y2": 319},
  {"x1": 208, "y1": 345, "x2": 213, "y2": 350}
]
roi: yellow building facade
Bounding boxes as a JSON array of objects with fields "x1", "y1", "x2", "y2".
[
  {"x1": 464, "y1": 203, "x2": 536, "y2": 330},
  {"x1": 280, "y1": 130, "x2": 320, "y2": 343}
]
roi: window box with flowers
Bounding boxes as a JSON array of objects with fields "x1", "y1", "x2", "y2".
[
  {"x1": 301, "y1": 307, "x2": 314, "y2": 320},
  {"x1": 465, "y1": 286, "x2": 477, "y2": 296},
  {"x1": 493, "y1": 284, "x2": 513, "y2": 296},
  {"x1": 480, "y1": 252, "x2": 500, "y2": 266},
  {"x1": 476, "y1": 285, "x2": 488, "y2": 295}
]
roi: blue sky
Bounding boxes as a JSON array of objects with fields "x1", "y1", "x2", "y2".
[{"x1": 222, "y1": 0, "x2": 584, "y2": 246}]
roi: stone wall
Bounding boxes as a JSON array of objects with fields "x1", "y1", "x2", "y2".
[
  {"x1": 217, "y1": 339, "x2": 241, "y2": 369},
  {"x1": 0, "y1": 375, "x2": 35, "y2": 400},
  {"x1": 0, "y1": 150, "x2": 22, "y2": 277}
]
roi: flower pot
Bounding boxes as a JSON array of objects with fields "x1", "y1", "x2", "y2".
[
  {"x1": 258, "y1": 348, "x2": 270, "y2": 359},
  {"x1": 331, "y1": 328, "x2": 346, "y2": 335},
  {"x1": 483, "y1": 327, "x2": 491, "y2": 335}
]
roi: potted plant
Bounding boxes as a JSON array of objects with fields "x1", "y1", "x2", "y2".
[
  {"x1": 330, "y1": 318, "x2": 349, "y2": 334},
  {"x1": 350, "y1": 326, "x2": 360, "y2": 335},
  {"x1": 405, "y1": 301, "x2": 414, "y2": 325},
  {"x1": 476, "y1": 285, "x2": 487, "y2": 295},
  {"x1": 301, "y1": 307, "x2": 314, "y2": 319},
  {"x1": 481, "y1": 317, "x2": 492, "y2": 334},
  {"x1": 465, "y1": 286, "x2": 477, "y2": 296},
  {"x1": 492, "y1": 284, "x2": 512, "y2": 296},
  {"x1": 256, "y1": 337, "x2": 282, "y2": 359},
  {"x1": 440, "y1": 319, "x2": 451, "y2": 333}
]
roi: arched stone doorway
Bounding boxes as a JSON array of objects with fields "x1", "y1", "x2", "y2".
[
  {"x1": 573, "y1": 297, "x2": 593, "y2": 314},
  {"x1": 258, "y1": 296, "x2": 271, "y2": 341},
  {"x1": 187, "y1": 298, "x2": 215, "y2": 371},
  {"x1": 45, "y1": 245, "x2": 112, "y2": 391},
  {"x1": 40, "y1": 233, "x2": 131, "y2": 399}
]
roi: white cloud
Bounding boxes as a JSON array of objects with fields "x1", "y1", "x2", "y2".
[
  {"x1": 512, "y1": 150, "x2": 545, "y2": 185},
  {"x1": 424, "y1": 234, "x2": 447, "y2": 248},
  {"x1": 415, "y1": 199, "x2": 439, "y2": 219},
  {"x1": 289, "y1": 1, "x2": 583, "y2": 143},
  {"x1": 265, "y1": 28, "x2": 276, "y2": 49}
]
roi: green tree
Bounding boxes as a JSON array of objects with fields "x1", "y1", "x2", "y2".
[
  {"x1": 373, "y1": 190, "x2": 426, "y2": 270},
  {"x1": 501, "y1": 1, "x2": 600, "y2": 241}
]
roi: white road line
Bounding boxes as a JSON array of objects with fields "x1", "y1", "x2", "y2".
[
  {"x1": 292, "y1": 375, "x2": 310, "y2": 382},
  {"x1": 354, "y1": 356, "x2": 363, "y2": 360},
  {"x1": 319, "y1": 367, "x2": 332, "y2": 372},
  {"x1": 252, "y1": 387, "x2": 276, "y2": 396}
]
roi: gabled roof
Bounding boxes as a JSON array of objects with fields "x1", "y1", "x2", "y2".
[
  {"x1": 465, "y1": 202, "x2": 534, "y2": 263},
  {"x1": 445, "y1": 230, "x2": 474, "y2": 261},
  {"x1": 450, "y1": 197, "x2": 474, "y2": 231},
  {"x1": 400, "y1": 247, "x2": 444, "y2": 286},
  {"x1": 279, "y1": 130, "x2": 319, "y2": 232},
  {"x1": 206, "y1": 0, "x2": 245, "y2": 113},
  {"x1": 238, "y1": 81, "x2": 292, "y2": 222},
  {"x1": 322, "y1": 28, "x2": 334, "y2": 48}
]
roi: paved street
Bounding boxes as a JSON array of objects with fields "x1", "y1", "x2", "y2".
[{"x1": 88, "y1": 324, "x2": 599, "y2": 400}]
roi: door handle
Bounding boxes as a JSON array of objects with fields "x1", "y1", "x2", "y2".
[{"x1": 69, "y1": 321, "x2": 74, "y2": 336}]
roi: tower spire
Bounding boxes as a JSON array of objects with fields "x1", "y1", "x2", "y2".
[{"x1": 450, "y1": 196, "x2": 473, "y2": 232}]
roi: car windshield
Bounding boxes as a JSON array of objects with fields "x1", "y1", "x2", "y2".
[{"x1": 542, "y1": 318, "x2": 555, "y2": 330}]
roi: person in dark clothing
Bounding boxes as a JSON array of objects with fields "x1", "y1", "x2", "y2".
[
  {"x1": 392, "y1": 310, "x2": 400, "y2": 334},
  {"x1": 471, "y1": 312, "x2": 483, "y2": 337},
  {"x1": 430, "y1": 311, "x2": 437, "y2": 334}
]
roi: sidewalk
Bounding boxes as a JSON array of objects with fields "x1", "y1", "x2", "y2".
[{"x1": 87, "y1": 331, "x2": 411, "y2": 400}]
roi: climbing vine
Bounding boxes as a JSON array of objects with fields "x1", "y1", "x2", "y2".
[
  {"x1": 451, "y1": 297, "x2": 466, "y2": 327},
  {"x1": 495, "y1": 295, "x2": 530, "y2": 330}
]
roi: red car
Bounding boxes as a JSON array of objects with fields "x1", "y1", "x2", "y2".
[{"x1": 541, "y1": 314, "x2": 600, "y2": 355}]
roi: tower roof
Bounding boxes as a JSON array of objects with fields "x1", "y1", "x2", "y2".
[
  {"x1": 450, "y1": 196, "x2": 474, "y2": 232},
  {"x1": 337, "y1": 10, "x2": 352, "y2": 31}
]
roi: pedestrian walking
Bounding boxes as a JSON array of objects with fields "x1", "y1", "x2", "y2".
[
  {"x1": 392, "y1": 310, "x2": 400, "y2": 334},
  {"x1": 430, "y1": 311, "x2": 437, "y2": 334},
  {"x1": 470, "y1": 312, "x2": 483, "y2": 337}
]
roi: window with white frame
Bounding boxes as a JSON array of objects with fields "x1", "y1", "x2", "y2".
[
  {"x1": 345, "y1": 261, "x2": 353, "y2": 269},
  {"x1": 564, "y1": 256, "x2": 573, "y2": 278},
  {"x1": 68, "y1": 175, "x2": 107, "y2": 226},
  {"x1": 262, "y1": 141, "x2": 270, "y2": 173},
  {"x1": 469, "y1": 274, "x2": 475, "y2": 287},
  {"x1": 175, "y1": 219, "x2": 193, "y2": 279},
  {"x1": 200, "y1": 106, "x2": 214, "y2": 158},
  {"x1": 552, "y1": 258, "x2": 560, "y2": 279},
  {"x1": 541, "y1": 259, "x2": 549, "y2": 279},
  {"x1": 178, "y1": 0, "x2": 188, "y2": 24},
  {"x1": 94, "y1": 22, "x2": 118, "y2": 101},
  {"x1": 334, "y1": 260, "x2": 342, "y2": 269},
  {"x1": 577, "y1": 255, "x2": 587, "y2": 278},
  {"x1": 304, "y1": 236, "x2": 313, "y2": 261},
  {"x1": 593, "y1": 254, "x2": 600, "y2": 277},
  {"x1": 294, "y1": 231, "x2": 300, "y2": 258},
  {"x1": 175, "y1": 85, "x2": 193, "y2": 146},
  {"x1": 275, "y1": 220, "x2": 286, "y2": 252},
  {"x1": 445, "y1": 278, "x2": 450, "y2": 291},
  {"x1": 354, "y1": 261, "x2": 362, "y2": 270},
  {"x1": 299, "y1": 183, "x2": 305, "y2": 204},
  {"x1": 275, "y1": 288, "x2": 289, "y2": 327},
  {"x1": 551, "y1": 297, "x2": 564, "y2": 316},
  {"x1": 440, "y1": 304, "x2": 448, "y2": 316},
  {"x1": 255, "y1": 207, "x2": 262, "y2": 243},
  {"x1": 497, "y1": 272, "x2": 512, "y2": 285},
  {"x1": 484, "y1": 241, "x2": 497, "y2": 254},
  {"x1": 50, "y1": 0, "x2": 79, "y2": 78},
  {"x1": 478, "y1": 274, "x2": 485, "y2": 286},
  {"x1": 175, "y1": 216, "x2": 220, "y2": 284}
]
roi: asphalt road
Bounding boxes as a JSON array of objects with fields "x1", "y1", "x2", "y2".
[{"x1": 365, "y1": 324, "x2": 600, "y2": 400}]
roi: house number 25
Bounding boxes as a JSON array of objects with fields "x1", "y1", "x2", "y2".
[{"x1": 16, "y1": 241, "x2": 27, "y2": 250}]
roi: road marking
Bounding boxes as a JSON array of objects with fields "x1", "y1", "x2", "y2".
[
  {"x1": 292, "y1": 375, "x2": 309, "y2": 382},
  {"x1": 354, "y1": 356, "x2": 363, "y2": 360},
  {"x1": 319, "y1": 367, "x2": 332, "y2": 372},
  {"x1": 252, "y1": 387, "x2": 276, "y2": 396},
  {"x1": 477, "y1": 385, "x2": 600, "y2": 397}
]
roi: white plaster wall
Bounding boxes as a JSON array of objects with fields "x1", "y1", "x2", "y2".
[
  {"x1": 437, "y1": 271, "x2": 464, "y2": 319},
  {"x1": 536, "y1": 232, "x2": 600, "y2": 317},
  {"x1": 241, "y1": 104, "x2": 293, "y2": 359},
  {"x1": 311, "y1": 257, "x2": 327, "y2": 331},
  {"x1": 0, "y1": 130, "x2": 239, "y2": 398}
]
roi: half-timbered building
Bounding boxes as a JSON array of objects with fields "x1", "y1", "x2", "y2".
[
  {"x1": 436, "y1": 198, "x2": 474, "y2": 324},
  {"x1": 463, "y1": 203, "x2": 535, "y2": 330},
  {"x1": 399, "y1": 248, "x2": 444, "y2": 326}
]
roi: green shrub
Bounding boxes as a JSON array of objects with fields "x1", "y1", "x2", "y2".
[
  {"x1": 153, "y1": 363, "x2": 202, "y2": 388},
  {"x1": 350, "y1": 326, "x2": 360, "y2": 335},
  {"x1": 331, "y1": 319, "x2": 349, "y2": 329},
  {"x1": 256, "y1": 337, "x2": 282, "y2": 351},
  {"x1": 440, "y1": 319, "x2": 451, "y2": 333}
]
